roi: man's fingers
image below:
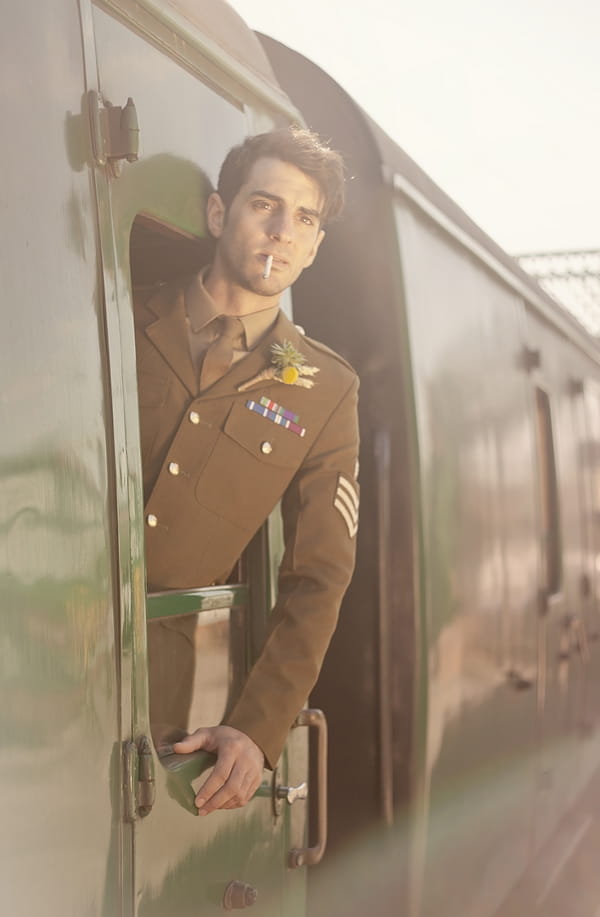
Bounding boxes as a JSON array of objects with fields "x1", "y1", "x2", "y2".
[
  {"x1": 172, "y1": 728, "x2": 211, "y2": 754},
  {"x1": 194, "y1": 757, "x2": 237, "y2": 811},
  {"x1": 170, "y1": 725, "x2": 265, "y2": 814},
  {"x1": 196, "y1": 762, "x2": 254, "y2": 814},
  {"x1": 195, "y1": 755, "x2": 264, "y2": 814}
]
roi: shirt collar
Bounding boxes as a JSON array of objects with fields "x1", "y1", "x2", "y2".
[{"x1": 185, "y1": 267, "x2": 280, "y2": 349}]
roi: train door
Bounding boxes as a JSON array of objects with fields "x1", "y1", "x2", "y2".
[
  {"x1": 576, "y1": 380, "x2": 600, "y2": 764},
  {"x1": 82, "y1": 3, "x2": 307, "y2": 915},
  {"x1": 530, "y1": 383, "x2": 567, "y2": 850}
]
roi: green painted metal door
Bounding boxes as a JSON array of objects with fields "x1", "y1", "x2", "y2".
[{"x1": 85, "y1": 3, "x2": 308, "y2": 914}]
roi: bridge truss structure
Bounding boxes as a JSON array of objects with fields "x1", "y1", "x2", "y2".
[{"x1": 517, "y1": 249, "x2": 600, "y2": 337}]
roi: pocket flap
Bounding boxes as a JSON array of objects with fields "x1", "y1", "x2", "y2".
[{"x1": 223, "y1": 399, "x2": 307, "y2": 468}]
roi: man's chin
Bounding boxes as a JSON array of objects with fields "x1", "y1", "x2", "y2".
[{"x1": 244, "y1": 276, "x2": 287, "y2": 297}]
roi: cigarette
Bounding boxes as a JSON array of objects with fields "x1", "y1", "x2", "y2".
[{"x1": 263, "y1": 255, "x2": 273, "y2": 279}]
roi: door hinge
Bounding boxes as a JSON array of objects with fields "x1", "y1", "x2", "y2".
[
  {"x1": 124, "y1": 735, "x2": 156, "y2": 821},
  {"x1": 88, "y1": 90, "x2": 140, "y2": 177}
]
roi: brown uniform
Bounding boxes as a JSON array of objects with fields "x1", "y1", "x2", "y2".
[{"x1": 135, "y1": 274, "x2": 359, "y2": 766}]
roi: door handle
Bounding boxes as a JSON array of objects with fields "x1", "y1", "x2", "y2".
[
  {"x1": 288, "y1": 708, "x2": 328, "y2": 868},
  {"x1": 159, "y1": 748, "x2": 277, "y2": 815},
  {"x1": 158, "y1": 748, "x2": 217, "y2": 814},
  {"x1": 276, "y1": 781, "x2": 308, "y2": 805}
]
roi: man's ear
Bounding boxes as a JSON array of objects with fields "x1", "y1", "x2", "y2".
[
  {"x1": 303, "y1": 228, "x2": 326, "y2": 269},
  {"x1": 206, "y1": 192, "x2": 226, "y2": 238}
]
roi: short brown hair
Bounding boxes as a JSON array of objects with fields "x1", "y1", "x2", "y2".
[{"x1": 217, "y1": 126, "x2": 345, "y2": 224}]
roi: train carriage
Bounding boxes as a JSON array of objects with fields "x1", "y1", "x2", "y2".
[
  {"x1": 260, "y1": 35, "x2": 600, "y2": 917},
  {"x1": 3, "y1": 2, "x2": 600, "y2": 916}
]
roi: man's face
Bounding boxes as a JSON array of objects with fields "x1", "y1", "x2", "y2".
[{"x1": 207, "y1": 156, "x2": 325, "y2": 301}]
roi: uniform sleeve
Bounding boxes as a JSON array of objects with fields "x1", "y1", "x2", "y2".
[{"x1": 224, "y1": 373, "x2": 360, "y2": 767}]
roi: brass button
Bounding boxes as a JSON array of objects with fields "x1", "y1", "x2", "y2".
[
  {"x1": 146, "y1": 513, "x2": 158, "y2": 528},
  {"x1": 260, "y1": 441, "x2": 273, "y2": 455},
  {"x1": 189, "y1": 411, "x2": 200, "y2": 424},
  {"x1": 168, "y1": 462, "x2": 180, "y2": 476}
]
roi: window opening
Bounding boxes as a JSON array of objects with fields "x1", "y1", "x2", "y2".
[
  {"x1": 130, "y1": 213, "x2": 214, "y2": 286},
  {"x1": 130, "y1": 215, "x2": 267, "y2": 753},
  {"x1": 534, "y1": 387, "x2": 562, "y2": 596}
]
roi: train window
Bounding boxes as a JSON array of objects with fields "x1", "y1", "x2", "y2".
[
  {"x1": 534, "y1": 388, "x2": 562, "y2": 595},
  {"x1": 130, "y1": 215, "x2": 270, "y2": 754},
  {"x1": 145, "y1": 597, "x2": 247, "y2": 749},
  {"x1": 130, "y1": 213, "x2": 214, "y2": 286}
]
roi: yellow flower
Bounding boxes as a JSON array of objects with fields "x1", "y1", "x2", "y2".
[
  {"x1": 237, "y1": 339, "x2": 319, "y2": 391},
  {"x1": 281, "y1": 366, "x2": 299, "y2": 384}
]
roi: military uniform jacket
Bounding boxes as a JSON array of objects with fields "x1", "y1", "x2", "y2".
[{"x1": 135, "y1": 278, "x2": 360, "y2": 767}]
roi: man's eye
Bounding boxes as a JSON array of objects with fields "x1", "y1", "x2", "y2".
[
  {"x1": 300, "y1": 215, "x2": 314, "y2": 226},
  {"x1": 253, "y1": 200, "x2": 271, "y2": 210}
]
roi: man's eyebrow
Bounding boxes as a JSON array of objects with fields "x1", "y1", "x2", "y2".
[
  {"x1": 249, "y1": 190, "x2": 322, "y2": 220},
  {"x1": 249, "y1": 189, "x2": 282, "y2": 204},
  {"x1": 298, "y1": 206, "x2": 322, "y2": 220}
]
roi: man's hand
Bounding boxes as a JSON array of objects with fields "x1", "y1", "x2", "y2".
[{"x1": 172, "y1": 725, "x2": 265, "y2": 815}]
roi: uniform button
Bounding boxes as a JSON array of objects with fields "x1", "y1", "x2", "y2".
[
  {"x1": 260, "y1": 441, "x2": 273, "y2": 455},
  {"x1": 189, "y1": 411, "x2": 200, "y2": 424},
  {"x1": 168, "y1": 462, "x2": 180, "y2": 476},
  {"x1": 146, "y1": 513, "x2": 158, "y2": 528}
]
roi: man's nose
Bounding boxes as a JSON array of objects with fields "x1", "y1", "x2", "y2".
[{"x1": 269, "y1": 210, "x2": 294, "y2": 243}]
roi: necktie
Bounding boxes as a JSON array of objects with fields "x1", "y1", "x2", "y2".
[{"x1": 199, "y1": 315, "x2": 243, "y2": 390}]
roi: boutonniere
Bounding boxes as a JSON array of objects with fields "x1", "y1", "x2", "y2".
[{"x1": 237, "y1": 340, "x2": 319, "y2": 392}]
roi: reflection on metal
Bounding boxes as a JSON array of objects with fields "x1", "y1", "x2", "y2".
[
  {"x1": 288, "y1": 709, "x2": 327, "y2": 868},
  {"x1": 222, "y1": 880, "x2": 258, "y2": 910},
  {"x1": 88, "y1": 91, "x2": 140, "y2": 177}
]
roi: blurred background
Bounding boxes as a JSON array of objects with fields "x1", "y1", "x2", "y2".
[{"x1": 228, "y1": 0, "x2": 600, "y2": 332}]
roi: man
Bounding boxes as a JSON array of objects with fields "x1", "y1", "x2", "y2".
[{"x1": 135, "y1": 127, "x2": 359, "y2": 816}]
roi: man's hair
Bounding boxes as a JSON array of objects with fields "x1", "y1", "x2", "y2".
[{"x1": 217, "y1": 126, "x2": 346, "y2": 224}]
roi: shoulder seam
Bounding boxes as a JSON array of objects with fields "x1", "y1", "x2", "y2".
[{"x1": 301, "y1": 335, "x2": 357, "y2": 375}]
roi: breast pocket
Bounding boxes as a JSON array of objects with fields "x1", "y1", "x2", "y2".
[{"x1": 194, "y1": 399, "x2": 307, "y2": 526}]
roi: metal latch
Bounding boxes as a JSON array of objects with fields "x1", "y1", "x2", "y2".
[
  {"x1": 277, "y1": 781, "x2": 308, "y2": 805},
  {"x1": 89, "y1": 91, "x2": 140, "y2": 177},
  {"x1": 124, "y1": 735, "x2": 156, "y2": 821}
]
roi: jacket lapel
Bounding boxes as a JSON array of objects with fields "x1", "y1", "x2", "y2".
[
  {"x1": 200, "y1": 311, "x2": 309, "y2": 400},
  {"x1": 144, "y1": 283, "x2": 197, "y2": 397},
  {"x1": 142, "y1": 280, "x2": 311, "y2": 402}
]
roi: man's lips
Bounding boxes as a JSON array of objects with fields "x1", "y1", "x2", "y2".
[{"x1": 261, "y1": 253, "x2": 288, "y2": 268}]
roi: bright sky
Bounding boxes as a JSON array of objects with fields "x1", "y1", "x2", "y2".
[{"x1": 228, "y1": 0, "x2": 599, "y2": 257}]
